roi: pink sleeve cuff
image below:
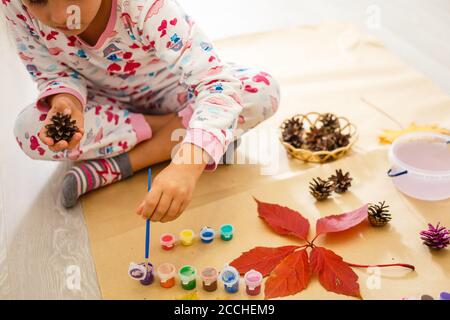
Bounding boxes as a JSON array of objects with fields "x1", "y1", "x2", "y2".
[
  {"x1": 182, "y1": 128, "x2": 225, "y2": 172},
  {"x1": 37, "y1": 87, "x2": 87, "y2": 112}
]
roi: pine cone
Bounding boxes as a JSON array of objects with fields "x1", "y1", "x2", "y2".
[
  {"x1": 329, "y1": 169, "x2": 353, "y2": 194},
  {"x1": 420, "y1": 223, "x2": 450, "y2": 250},
  {"x1": 305, "y1": 126, "x2": 327, "y2": 151},
  {"x1": 282, "y1": 117, "x2": 304, "y2": 148},
  {"x1": 331, "y1": 131, "x2": 351, "y2": 148},
  {"x1": 309, "y1": 178, "x2": 333, "y2": 201},
  {"x1": 368, "y1": 201, "x2": 392, "y2": 227},
  {"x1": 319, "y1": 113, "x2": 340, "y2": 133},
  {"x1": 45, "y1": 112, "x2": 78, "y2": 143}
]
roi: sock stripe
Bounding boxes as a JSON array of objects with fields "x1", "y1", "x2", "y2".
[
  {"x1": 71, "y1": 167, "x2": 85, "y2": 195},
  {"x1": 86, "y1": 161, "x2": 101, "y2": 189},
  {"x1": 80, "y1": 164, "x2": 95, "y2": 192}
]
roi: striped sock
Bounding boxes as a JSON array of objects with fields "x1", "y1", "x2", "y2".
[{"x1": 61, "y1": 153, "x2": 133, "y2": 208}]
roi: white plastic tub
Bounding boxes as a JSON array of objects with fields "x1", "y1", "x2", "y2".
[{"x1": 388, "y1": 132, "x2": 450, "y2": 201}]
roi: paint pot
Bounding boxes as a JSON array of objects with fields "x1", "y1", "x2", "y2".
[
  {"x1": 201, "y1": 267, "x2": 218, "y2": 292},
  {"x1": 220, "y1": 224, "x2": 234, "y2": 241},
  {"x1": 220, "y1": 266, "x2": 240, "y2": 294},
  {"x1": 160, "y1": 233, "x2": 176, "y2": 251},
  {"x1": 179, "y1": 229, "x2": 196, "y2": 246},
  {"x1": 244, "y1": 270, "x2": 263, "y2": 296},
  {"x1": 199, "y1": 227, "x2": 216, "y2": 244},
  {"x1": 178, "y1": 265, "x2": 197, "y2": 290},
  {"x1": 128, "y1": 262, "x2": 154, "y2": 285},
  {"x1": 157, "y1": 263, "x2": 176, "y2": 289}
]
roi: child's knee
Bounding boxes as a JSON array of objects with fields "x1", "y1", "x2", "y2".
[{"x1": 13, "y1": 104, "x2": 51, "y2": 160}]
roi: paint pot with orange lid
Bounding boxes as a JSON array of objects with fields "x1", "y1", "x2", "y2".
[{"x1": 157, "y1": 263, "x2": 176, "y2": 288}]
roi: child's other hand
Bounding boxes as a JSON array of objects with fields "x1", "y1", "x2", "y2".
[
  {"x1": 39, "y1": 93, "x2": 85, "y2": 152},
  {"x1": 136, "y1": 144, "x2": 209, "y2": 223}
]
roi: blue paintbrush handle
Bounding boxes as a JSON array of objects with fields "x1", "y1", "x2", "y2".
[{"x1": 145, "y1": 168, "x2": 152, "y2": 260}]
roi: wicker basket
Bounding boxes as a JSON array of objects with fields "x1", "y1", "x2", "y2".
[{"x1": 279, "y1": 112, "x2": 358, "y2": 163}]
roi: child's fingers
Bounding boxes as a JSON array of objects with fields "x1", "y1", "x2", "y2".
[
  {"x1": 66, "y1": 132, "x2": 83, "y2": 150},
  {"x1": 150, "y1": 193, "x2": 173, "y2": 222},
  {"x1": 141, "y1": 188, "x2": 162, "y2": 220},
  {"x1": 38, "y1": 129, "x2": 54, "y2": 146},
  {"x1": 160, "y1": 199, "x2": 183, "y2": 223},
  {"x1": 49, "y1": 140, "x2": 69, "y2": 152}
]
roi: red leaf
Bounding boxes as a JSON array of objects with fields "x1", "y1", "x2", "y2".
[
  {"x1": 264, "y1": 249, "x2": 310, "y2": 300},
  {"x1": 254, "y1": 198, "x2": 310, "y2": 240},
  {"x1": 230, "y1": 246, "x2": 301, "y2": 277},
  {"x1": 315, "y1": 204, "x2": 368, "y2": 236},
  {"x1": 310, "y1": 247, "x2": 361, "y2": 298}
]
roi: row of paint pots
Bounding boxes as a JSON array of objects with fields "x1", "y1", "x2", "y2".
[
  {"x1": 160, "y1": 224, "x2": 235, "y2": 250},
  {"x1": 129, "y1": 263, "x2": 263, "y2": 296}
]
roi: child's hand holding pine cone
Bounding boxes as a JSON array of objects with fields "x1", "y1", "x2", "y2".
[{"x1": 38, "y1": 93, "x2": 85, "y2": 152}]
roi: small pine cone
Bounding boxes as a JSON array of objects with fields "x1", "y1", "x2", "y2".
[
  {"x1": 305, "y1": 126, "x2": 327, "y2": 151},
  {"x1": 282, "y1": 117, "x2": 304, "y2": 148},
  {"x1": 368, "y1": 201, "x2": 392, "y2": 227},
  {"x1": 45, "y1": 112, "x2": 78, "y2": 143},
  {"x1": 309, "y1": 177, "x2": 333, "y2": 201},
  {"x1": 420, "y1": 223, "x2": 450, "y2": 250},
  {"x1": 319, "y1": 113, "x2": 340, "y2": 133},
  {"x1": 329, "y1": 169, "x2": 353, "y2": 194},
  {"x1": 332, "y1": 131, "x2": 351, "y2": 148}
]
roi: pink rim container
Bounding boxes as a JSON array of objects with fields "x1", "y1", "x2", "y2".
[{"x1": 388, "y1": 132, "x2": 450, "y2": 201}]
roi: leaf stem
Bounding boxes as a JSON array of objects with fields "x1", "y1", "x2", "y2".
[{"x1": 346, "y1": 262, "x2": 415, "y2": 271}]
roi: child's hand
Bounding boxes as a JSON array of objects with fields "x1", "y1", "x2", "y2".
[
  {"x1": 136, "y1": 144, "x2": 209, "y2": 223},
  {"x1": 38, "y1": 93, "x2": 85, "y2": 152}
]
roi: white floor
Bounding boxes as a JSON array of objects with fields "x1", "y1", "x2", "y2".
[{"x1": 0, "y1": 0, "x2": 449, "y2": 299}]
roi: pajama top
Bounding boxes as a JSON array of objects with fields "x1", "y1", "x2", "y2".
[{"x1": 2, "y1": 0, "x2": 245, "y2": 168}]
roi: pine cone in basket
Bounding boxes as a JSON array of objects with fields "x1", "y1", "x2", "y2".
[
  {"x1": 309, "y1": 177, "x2": 333, "y2": 201},
  {"x1": 282, "y1": 117, "x2": 304, "y2": 148},
  {"x1": 318, "y1": 113, "x2": 341, "y2": 133},
  {"x1": 420, "y1": 223, "x2": 450, "y2": 250},
  {"x1": 368, "y1": 201, "x2": 392, "y2": 227},
  {"x1": 328, "y1": 169, "x2": 353, "y2": 194},
  {"x1": 331, "y1": 131, "x2": 351, "y2": 148},
  {"x1": 45, "y1": 112, "x2": 79, "y2": 143}
]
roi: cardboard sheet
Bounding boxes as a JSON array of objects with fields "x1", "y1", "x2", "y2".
[{"x1": 81, "y1": 23, "x2": 450, "y2": 300}]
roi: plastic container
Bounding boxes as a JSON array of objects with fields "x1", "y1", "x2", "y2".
[
  {"x1": 179, "y1": 229, "x2": 196, "y2": 246},
  {"x1": 388, "y1": 132, "x2": 450, "y2": 201},
  {"x1": 178, "y1": 265, "x2": 197, "y2": 290},
  {"x1": 220, "y1": 224, "x2": 234, "y2": 241},
  {"x1": 220, "y1": 266, "x2": 240, "y2": 294},
  {"x1": 201, "y1": 267, "x2": 218, "y2": 292},
  {"x1": 157, "y1": 263, "x2": 176, "y2": 288},
  {"x1": 244, "y1": 270, "x2": 263, "y2": 296},
  {"x1": 199, "y1": 227, "x2": 216, "y2": 244},
  {"x1": 128, "y1": 262, "x2": 155, "y2": 285},
  {"x1": 160, "y1": 233, "x2": 176, "y2": 251}
]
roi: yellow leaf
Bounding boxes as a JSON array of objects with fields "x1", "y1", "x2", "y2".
[
  {"x1": 176, "y1": 290, "x2": 199, "y2": 300},
  {"x1": 379, "y1": 123, "x2": 450, "y2": 144}
]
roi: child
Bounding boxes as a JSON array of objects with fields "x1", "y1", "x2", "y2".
[{"x1": 2, "y1": 0, "x2": 280, "y2": 223}]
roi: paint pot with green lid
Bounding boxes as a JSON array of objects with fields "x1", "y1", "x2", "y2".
[
  {"x1": 220, "y1": 224, "x2": 234, "y2": 241},
  {"x1": 178, "y1": 265, "x2": 197, "y2": 290}
]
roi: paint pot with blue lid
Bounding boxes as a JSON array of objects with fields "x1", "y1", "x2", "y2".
[
  {"x1": 220, "y1": 224, "x2": 234, "y2": 241},
  {"x1": 220, "y1": 266, "x2": 240, "y2": 294},
  {"x1": 200, "y1": 227, "x2": 216, "y2": 244}
]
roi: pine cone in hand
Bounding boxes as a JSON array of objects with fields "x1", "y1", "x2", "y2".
[
  {"x1": 329, "y1": 169, "x2": 353, "y2": 194},
  {"x1": 309, "y1": 177, "x2": 333, "y2": 201},
  {"x1": 45, "y1": 112, "x2": 79, "y2": 143},
  {"x1": 368, "y1": 201, "x2": 392, "y2": 227},
  {"x1": 420, "y1": 223, "x2": 450, "y2": 250}
]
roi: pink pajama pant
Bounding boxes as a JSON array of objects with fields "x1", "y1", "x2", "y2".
[{"x1": 14, "y1": 64, "x2": 280, "y2": 162}]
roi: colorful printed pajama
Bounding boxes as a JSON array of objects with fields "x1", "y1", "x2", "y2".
[{"x1": 14, "y1": 64, "x2": 280, "y2": 168}]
